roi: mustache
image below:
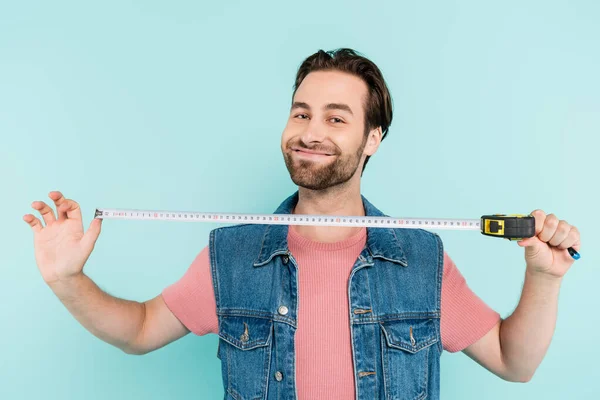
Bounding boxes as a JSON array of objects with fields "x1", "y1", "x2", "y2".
[{"x1": 287, "y1": 140, "x2": 340, "y2": 155}]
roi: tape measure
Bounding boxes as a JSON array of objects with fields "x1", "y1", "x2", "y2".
[{"x1": 94, "y1": 209, "x2": 580, "y2": 260}]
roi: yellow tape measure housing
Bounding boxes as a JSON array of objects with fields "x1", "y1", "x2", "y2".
[{"x1": 481, "y1": 214, "x2": 534, "y2": 241}]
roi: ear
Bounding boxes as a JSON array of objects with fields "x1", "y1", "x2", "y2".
[{"x1": 364, "y1": 126, "x2": 383, "y2": 156}]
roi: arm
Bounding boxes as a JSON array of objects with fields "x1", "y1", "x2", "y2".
[
  {"x1": 463, "y1": 271, "x2": 561, "y2": 382},
  {"x1": 25, "y1": 191, "x2": 190, "y2": 356},
  {"x1": 49, "y1": 273, "x2": 189, "y2": 355},
  {"x1": 463, "y1": 209, "x2": 580, "y2": 382}
]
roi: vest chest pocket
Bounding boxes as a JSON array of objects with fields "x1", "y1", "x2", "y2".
[
  {"x1": 379, "y1": 318, "x2": 439, "y2": 400},
  {"x1": 218, "y1": 315, "x2": 274, "y2": 400}
]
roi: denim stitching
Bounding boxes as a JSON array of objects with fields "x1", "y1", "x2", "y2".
[
  {"x1": 260, "y1": 326, "x2": 273, "y2": 400},
  {"x1": 225, "y1": 339, "x2": 233, "y2": 398},
  {"x1": 348, "y1": 255, "x2": 372, "y2": 400},
  {"x1": 217, "y1": 309, "x2": 296, "y2": 328},
  {"x1": 226, "y1": 386, "x2": 243, "y2": 400},
  {"x1": 287, "y1": 252, "x2": 300, "y2": 400},
  {"x1": 209, "y1": 229, "x2": 221, "y2": 308},
  {"x1": 434, "y1": 232, "x2": 444, "y2": 354},
  {"x1": 421, "y1": 344, "x2": 430, "y2": 400},
  {"x1": 380, "y1": 326, "x2": 390, "y2": 400}
]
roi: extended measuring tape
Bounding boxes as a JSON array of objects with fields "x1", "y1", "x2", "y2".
[{"x1": 94, "y1": 209, "x2": 580, "y2": 260}]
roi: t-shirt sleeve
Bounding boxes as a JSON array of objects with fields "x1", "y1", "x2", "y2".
[
  {"x1": 441, "y1": 251, "x2": 502, "y2": 353},
  {"x1": 161, "y1": 245, "x2": 219, "y2": 336}
]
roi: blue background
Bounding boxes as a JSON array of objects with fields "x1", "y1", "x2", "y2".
[{"x1": 2, "y1": 0, "x2": 598, "y2": 398}]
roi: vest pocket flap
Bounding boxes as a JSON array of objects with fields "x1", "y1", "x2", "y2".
[
  {"x1": 219, "y1": 316, "x2": 273, "y2": 350},
  {"x1": 380, "y1": 318, "x2": 439, "y2": 354}
]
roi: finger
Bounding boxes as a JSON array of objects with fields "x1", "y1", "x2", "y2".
[
  {"x1": 23, "y1": 214, "x2": 43, "y2": 233},
  {"x1": 549, "y1": 220, "x2": 570, "y2": 247},
  {"x1": 82, "y1": 218, "x2": 102, "y2": 251},
  {"x1": 530, "y1": 209, "x2": 546, "y2": 236},
  {"x1": 58, "y1": 199, "x2": 83, "y2": 221},
  {"x1": 517, "y1": 235, "x2": 544, "y2": 259},
  {"x1": 32, "y1": 201, "x2": 56, "y2": 225},
  {"x1": 49, "y1": 191, "x2": 68, "y2": 220},
  {"x1": 557, "y1": 226, "x2": 580, "y2": 250},
  {"x1": 538, "y1": 213, "x2": 558, "y2": 243},
  {"x1": 517, "y1": 236, "x2": 535, "y2": 247}
]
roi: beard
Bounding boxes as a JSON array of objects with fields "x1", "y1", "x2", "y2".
[{"x1": 283, "y1": 135, "x2": 367, "y2": 191}]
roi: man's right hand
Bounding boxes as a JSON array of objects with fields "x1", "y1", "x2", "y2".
[
  {"x1": 23, "y1": 191, "x2": 102, "y2": 285},
  {"x1": 23, "y1": 190, "x2": 190, "y2": 355}
]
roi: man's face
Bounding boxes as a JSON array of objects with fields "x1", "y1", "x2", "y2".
[{"x1": 281, "y1": 70, "x2": 378, "y2": 191}]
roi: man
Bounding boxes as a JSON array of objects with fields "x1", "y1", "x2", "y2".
[{"x1": 25, "y1": 48, "x2": 581, "y2": 399}]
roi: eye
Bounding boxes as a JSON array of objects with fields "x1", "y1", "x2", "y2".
[
  {"x1": 329, "y1": 117, "x2": 344, "y2": 124},
  {"x1": 294, "y1": 113, "x2": 309, "y2": 119}
]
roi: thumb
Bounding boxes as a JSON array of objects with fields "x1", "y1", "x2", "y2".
[
  {"x1": 517, "y1": 235, "x2": 543, "y2": 258},
  {"x1": 82, "y1": 218, "x2": 102, "y2": 250},
  {"x1": 517, "y1": 237, "x2": 534, "y2": 247}
]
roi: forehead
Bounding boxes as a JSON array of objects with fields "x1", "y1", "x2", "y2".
[{"x1": 294, "y1": 70, "x2": 368, "y2": 114}]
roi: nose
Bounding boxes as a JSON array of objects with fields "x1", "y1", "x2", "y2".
[{"x1": 300, "y1": 118, "x2": 327, "y2": 144}]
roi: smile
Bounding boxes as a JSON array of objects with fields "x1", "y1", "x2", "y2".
[{"x1": 293, "y1": 149, "x2": 334, "y2": 159}]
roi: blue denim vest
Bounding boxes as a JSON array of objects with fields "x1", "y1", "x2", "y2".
[{"x1": 209, "y1": 191, "x2": 443, "y2": 400}]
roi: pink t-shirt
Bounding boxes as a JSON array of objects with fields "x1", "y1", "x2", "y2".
[{"x1": 162, "y1": 225, "x2": 501, "y2": 399}]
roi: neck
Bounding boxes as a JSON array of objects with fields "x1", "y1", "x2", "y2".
[{"x1": 291, "y1": 181, "x2": 366, "y2": 243}]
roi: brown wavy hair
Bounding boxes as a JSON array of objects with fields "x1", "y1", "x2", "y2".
[{"x1": 292, "y1": 48, "x2": 393, "y2": 174}]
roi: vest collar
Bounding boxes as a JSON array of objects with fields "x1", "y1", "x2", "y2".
[{"x1": 253, "y1": 191, "x2": 408, "y2": 267}]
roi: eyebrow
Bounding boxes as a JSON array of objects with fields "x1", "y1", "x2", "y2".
[{"x1": 291, "y1": 101, "x2": 354, "y2": 116}]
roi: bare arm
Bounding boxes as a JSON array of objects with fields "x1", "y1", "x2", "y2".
[
  {"x1": 25, "y1": 191, "x2": 189, "y2": 356},
  {"x1": 463, "y1": 271, "x2": 561, "y2": 382},
  {"x1": 462, "y1": 209, "x2": 580, "y2": 382},
  {"x1": 48, "y1": 273, "x2": 189, "y2": 355}
]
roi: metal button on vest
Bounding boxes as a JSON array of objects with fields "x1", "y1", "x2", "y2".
[
  {"x1": 274, "y1": 371, "x2": 283, "y2": 381},
  {"x1": 282, "y1": 255, "x2": 289, "y2": 264},
  {"x1": 278, "y1": 305, "x2": 289, "y2": 316}
]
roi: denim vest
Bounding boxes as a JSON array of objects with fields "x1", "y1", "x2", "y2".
[{"x1": 210, "y1": 191, "x2": 443, "y2": 400}]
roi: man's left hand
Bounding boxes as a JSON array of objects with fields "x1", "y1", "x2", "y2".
[{"x1": 517, "y1": 210, "x2": 581, "y2": 278}]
